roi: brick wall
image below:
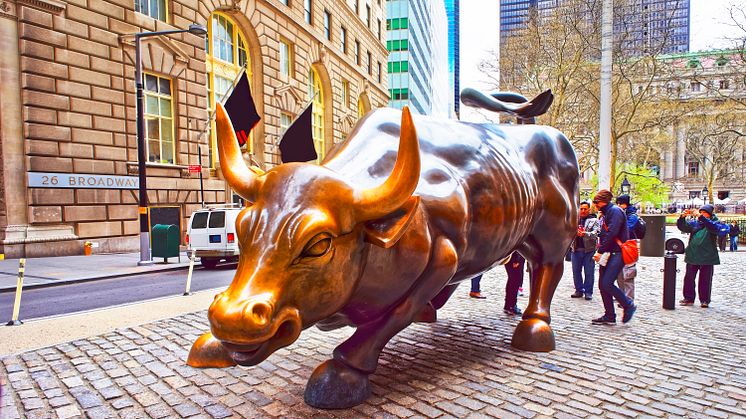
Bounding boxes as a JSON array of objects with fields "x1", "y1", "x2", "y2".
[{"x1": 8, "y1": 0, "x2": 388, "y2": 255}]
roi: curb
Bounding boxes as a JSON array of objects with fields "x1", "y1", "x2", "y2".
[{"x1": 0, "y1": 263, "x2": 195, "y2": 293}]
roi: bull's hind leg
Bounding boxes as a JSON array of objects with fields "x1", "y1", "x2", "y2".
[
  {"x1": 304, "y1": 237, "x2": 458, "y2": 409},
  {"x1": 511, "y1": 238, "x2": 566, "y2": 352}
]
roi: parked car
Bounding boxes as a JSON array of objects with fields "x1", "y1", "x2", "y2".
[{"x1": 186, "y1": 205, "x2": 242, "y2": 269}]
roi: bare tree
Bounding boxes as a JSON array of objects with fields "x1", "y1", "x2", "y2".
[{"x1": 684, "y1": 112, "x2": 746, "y2": 202}]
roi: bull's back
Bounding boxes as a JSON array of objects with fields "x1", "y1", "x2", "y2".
[{"x1": 324, "y1": 108, "x2": 569, "y2": 276}]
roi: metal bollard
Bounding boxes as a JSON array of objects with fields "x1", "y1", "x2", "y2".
[
  {"x1": 662, "y1": 251, "x2": 678, "y2": 310},
  {"x1": 7, "y1": 259, "x2": 27, "y2": 326},
  {"x1": 183, "y1": 253, "x2": 195, "y2": 296}
]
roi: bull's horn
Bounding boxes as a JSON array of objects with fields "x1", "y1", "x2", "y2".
[
  {"x1": 356, "y1": 106, "x2": 420, "y2": 219},
  {"x1": 215, "y1": 102, "x2": 263, "y2": 201}
]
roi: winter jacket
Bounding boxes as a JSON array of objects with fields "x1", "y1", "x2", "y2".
[
  {"x1": 730, "y1": 224, "x2": 741, "y2": 239},
  {"x1": 625, "y1": 206, "x2": 641, "y2": 240},
  {"x1": 571, "y1": 214, "x2": 600, "y2": 253},
  {"x1": 598, "y1": 203, "x2": 629, "y2": 253},
  {"x1": 677, "y1": 214, "x2": 721, "y2": 265}
]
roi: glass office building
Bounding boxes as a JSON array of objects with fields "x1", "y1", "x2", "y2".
[
  {"x1": 386, "y1": 0, "x2": 450, "y2": 115},
  {"x1": 445, "y1": 0, "x2": 460, "y2": 118},
  {"x1": 500, "y1": 0, "x2": 690, "y2": 55}
]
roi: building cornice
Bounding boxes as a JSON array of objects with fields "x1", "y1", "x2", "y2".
[{"x1": 15, "y1": 0, "x2": 65, "y2": 14}]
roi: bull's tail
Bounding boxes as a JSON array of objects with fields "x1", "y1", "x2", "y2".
[{"x1": 460, "y1": 89, "x2": 553, "y2": 123}]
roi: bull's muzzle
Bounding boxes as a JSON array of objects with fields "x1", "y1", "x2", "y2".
[{"x1": 207, "y1": 293, "x2": 302, "y2": 366}]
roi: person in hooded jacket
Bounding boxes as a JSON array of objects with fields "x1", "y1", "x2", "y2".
[{"x1": 677, "y1": 204, "x2": 720, "y2": 308}]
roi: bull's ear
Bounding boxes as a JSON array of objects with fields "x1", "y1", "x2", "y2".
[{"x1": 363, "y1": 195, "x2": 420, "y2": 248}]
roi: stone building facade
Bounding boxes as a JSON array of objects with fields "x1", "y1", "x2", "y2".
[{"x1": 0, "y1": 0, "x2": 389, "y2": 257}]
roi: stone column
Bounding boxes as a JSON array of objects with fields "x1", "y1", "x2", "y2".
[
  {"x1": 0, "y1": 1, "x2": 30, "y2": 257},
  {"x1": 675, "y1": 124, "x2": 686, "y2": 179}
]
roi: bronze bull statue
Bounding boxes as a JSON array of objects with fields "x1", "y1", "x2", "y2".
[{"x1": 188, "y1": 94, "x2": 579, "y2": 408}]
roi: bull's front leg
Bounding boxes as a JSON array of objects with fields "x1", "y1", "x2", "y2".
[
  {"x1": 512, "y1": 240, "x2": 564, "y2": 352},
  {"x1": 304, "y1": 237, "x2": 458, "y2": 409}
]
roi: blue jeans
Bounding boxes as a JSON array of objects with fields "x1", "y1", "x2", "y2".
[
  {"x1": 598, "y1": 253, "x2": 633, "y2": 320},
  {"x1": 571, "y1": 250, "x2": 595, "y2": 296},
  {"x1": 471, "y1": 275, "x2": 482, "y2": 293},
  {"x1": 731, "y1": 236, "x2": 739, "y2": 251}
]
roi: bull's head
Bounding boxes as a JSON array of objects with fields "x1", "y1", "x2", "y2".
[{"x1": 207, "y1": 103, "x2": 420, "y2": 366}]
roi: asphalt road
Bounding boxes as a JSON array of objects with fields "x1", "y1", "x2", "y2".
[{"x1": 0, "y1": 263, "x2": 236, "y2": 322}]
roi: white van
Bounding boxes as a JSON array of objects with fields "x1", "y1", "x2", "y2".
[{"x1": 186, "y1": 205, "x2": 242, "y2": 269}]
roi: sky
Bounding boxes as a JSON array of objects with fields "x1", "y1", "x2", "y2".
[{"x1": 457, "y1": 0, "x2": 742, "y2": 121}]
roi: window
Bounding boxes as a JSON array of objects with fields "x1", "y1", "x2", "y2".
[
  {"x1": 688, "y1": 190, "x2": 701, "y2": 199},
  {"x1": 191, "y1": 212, "x2": 208, "y2": 228},
  {"x1": 308, "y1": 68, "x2": 325, "y2": 163},
  {"x1": 144, "y1": 73, "x2": 174, "y2": 164},
  {"x1": 208, "y1": 211, "x2": 226, "y2": 228},
  {"x1": 690, "y1": 81, "x2": 701, "y2": 92},
  {"x1": 340, "y1": 26, "x2": 347, "y2": 54},
  {"x1": 366, "y1": 4, "x2": 371, "y2": 27},
  {"x1": 135, "y1": 0, "x2": 166, "y2": 21},
  {"x1": 280, "y1": 0, "x2": 290, "y2": 5},
  {"x1": 719, "y1": 80, "x2": 730, "y2": 90},
  {"x1": 386, "y1": 39, "x2": 408, "y2": 51},
  {"x1": 378, "y1": 18, "x2": 382, "y2": 40},
  {"x1": 280, "y1": 112, "x2": 293, "y2": 134},
  {"x1": 377, "y1": 61, "x2": 381, "y2": 83},
  {"x1": 388, "y1": 61, "x2": 408, "y2": 73},
  {"x1": 367, "y1": 51, "x2": 372, "y2": 75},
  {"x1": 341, "y1": 80, "x2": 349, "y2": 108},
  {"x1": 305, "y1": 0, "x2": 313, "y2": 24},
  {"x1": 207, "y1": 12, "x2": 252, "y2": 167},
  {"x1": 279, "y1": 39, "x2": 293, "y2": 79},
  {"x1": 386, "y1": 18, "x2": 408, "y2": 30},
  {"x1": 389, "y1": 88, "x2": 409, "y2": 100},
  {"x1": 324, "y1": 10, "x2": 331, "y2": 40},
  {"x1": 355, "y1": 40, "x2": 360, "y2": 65},
  {"x1": 687, "y1": 161, "x2": 700, "y2": 176}
]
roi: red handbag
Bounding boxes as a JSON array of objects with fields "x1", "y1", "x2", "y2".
[{"x1": 615, "y1": 238, "x2": 639, "y2": 265}]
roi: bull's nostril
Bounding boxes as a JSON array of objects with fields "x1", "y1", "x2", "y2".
[{"x1": 244, "y1": 301, "x2": 272, "y2": 325}]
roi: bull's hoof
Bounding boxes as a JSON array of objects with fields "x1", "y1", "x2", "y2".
[
  {"x1": 304, "y1": 359, "x2": 371, "y2": 409},
  {"x1": 414, "y1": 303, "x2": 437, "y2": 323},
  {"x1": 511, "y1": 318, "x2": 555, "y2": 352},
  {"x1": 186, "y1": 332, "x2": 237, "y2": 368}
]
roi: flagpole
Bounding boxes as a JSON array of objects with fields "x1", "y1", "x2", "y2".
[{"x1": 195, "y1": 66, "x2": 249, "y2": 144}]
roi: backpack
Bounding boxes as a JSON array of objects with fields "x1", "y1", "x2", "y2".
[
  {"x1": 717, "y1": 222, "x2": 731, "y2": 238},
  {"x1": 632, "y1": 217, "x2": 646, "y2": 240}
]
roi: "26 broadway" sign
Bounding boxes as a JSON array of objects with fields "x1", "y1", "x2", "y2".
[{"x1": 27, "y1": 172, "x2": 139, "y2": 189}]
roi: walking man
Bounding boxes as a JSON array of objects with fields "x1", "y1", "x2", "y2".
[
  {"x1": 591, "y1": 190, "x2": 637, "y2": 325},
  {"x1": 503, "y1": 252, "x2": 526, "y2": 315},
  {"x1": 570, "y1": 201, "x2": 599, "y2": 300},
  {"x1": 678, "y1": 205, "x2": 720, "y2": 308},
  {"x1": 615, "y1": 194, "x2": 640, "y2": 303}
]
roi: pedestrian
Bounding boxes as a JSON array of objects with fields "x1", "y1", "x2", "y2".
[
  {"x1": 717, "y1": 223, "x2": 728, "y2": 252},
  {"x1": 729, "y1": 221, "x2": 741, "y2": 252},
  {"x1": 503, "y1": 252, "x2": 526, "y2": 315},
  {"x1": 469, "y1": 275, "x2": 486, "y2": 299},
  {"x1": 678, "y1": 205, "x2": 720, "y2": 308},
  {"x1": 615, "y1": 194, "x2": 640, "y2": 304},
  {"x1": 570, "y1": 201, "x2": 599, "y2": 300},
  {"x1": 591, "y1": 189, "x2": 637, "y2": 325}
]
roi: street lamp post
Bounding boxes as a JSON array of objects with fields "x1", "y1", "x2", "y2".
[
  {"x1": 620, "y1": 176, "x2": 631, "y2": 195},
  {"x1": 702, "y1": 185, "x2": 709, "y2": 205},
  {"x1": 134, "y1": 24, "x2": 207, "y2": 266}
]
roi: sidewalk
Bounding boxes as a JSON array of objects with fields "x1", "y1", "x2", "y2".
[{"x1": 0, "y1": 252, "x2": 191, "y2": 292}]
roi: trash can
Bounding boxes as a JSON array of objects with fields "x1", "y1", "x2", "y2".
[
  {"x1": 152, "y1": 224, "x2": 181, "y2": 263},
  {"x1": 640, "y1": 214, "x2": 665, "y2": 257}
]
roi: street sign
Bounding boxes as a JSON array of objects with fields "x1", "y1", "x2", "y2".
[{"x1": 188, "y1": 165, "x2": 201, "y2": 174}]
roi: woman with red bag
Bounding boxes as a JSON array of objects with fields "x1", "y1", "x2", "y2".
[{"x1": 591, "y1": 190, "x2": 637, "y2": 325}]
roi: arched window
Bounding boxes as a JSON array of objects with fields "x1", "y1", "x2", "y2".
[
  {"x1": 206, "y1": 12, "x2": 252, "y2": 168},
  {"x1": 308, "y1": 68, "x2": 325, "y2": 162}
]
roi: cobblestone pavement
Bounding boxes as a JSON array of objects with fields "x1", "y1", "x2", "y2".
[{"x1": 2, "y1": 252, "x2": 745, "y2": 418}]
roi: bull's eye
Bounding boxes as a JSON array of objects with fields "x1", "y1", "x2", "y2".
[{"x1": 302, "y1": 235, "x2": 332, "y2": 258}]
